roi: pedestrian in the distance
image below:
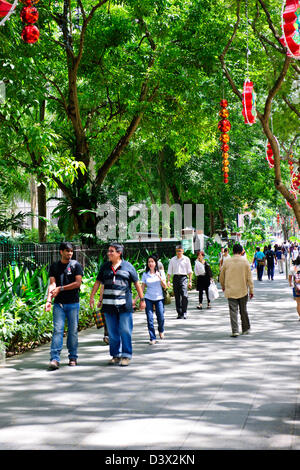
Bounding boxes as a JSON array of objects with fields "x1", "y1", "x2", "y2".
[
  {"x1": 252, "y1": 247, "x2": 265, "y2": 281},
  {"x1": 45, "y1": 242, "x2": 83, "y2": 370},
  {"x1": 220, "y1": 243, "x2": 254, "y2": 337},
  {"x1": 167, "y1": 245, "x2": 193, "y2": 319},
  {"x1": 265, "y1": 245, "x2": 276, "y2": 280},
  {"x1": 275, "y1": 245, "x2": 284, "y2": 274},
  {"x1": 195, "y1": 250, "x2": 213, "y2": 310},
  {"x1": 138, "y1": 255, "x2": 167, "y2": 344}
]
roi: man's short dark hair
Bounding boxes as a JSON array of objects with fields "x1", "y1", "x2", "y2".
[
  {"x1": 233, "y1": 243, "x2": 243, "y2": 254},
  {"x1": 59, "y1": 242, "x2": 73, "y2": 251},
  {"x1": 109, "y1": 242, "x2": 124, "y2": 257}
]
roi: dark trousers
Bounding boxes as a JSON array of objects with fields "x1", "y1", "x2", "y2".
[
  {"x1": 199, "y1": 287, "x2": 209, "y2": 304},
  {"x1": 228, "y1": 295, "x2": 250, "y2": 334},
  {"x1": 257, "y1": 264, "x2": 264, "y2": 280},
  {"x1": 267, "y1": 264, "x2": 274, "y2": 280},
  {"x1": 197, "y1": 275, "x2": 210, "y2": 304},
  {"x1": 173, "y1": 275, "x2": 188, "y2": 317}
]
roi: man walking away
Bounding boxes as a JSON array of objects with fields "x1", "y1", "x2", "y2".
[
  {"x1": 265, "y1": 245, "x2": 276, "y2": 280},
  {"x1": 220, "y1": 243, "x2": 254, "y2": 337},
  {"x1": 45, "y1": 242, "x2": 83, "y2": 370},
  {"x1": 167, "y1": 245, "x2": 193, "y2": 319}
]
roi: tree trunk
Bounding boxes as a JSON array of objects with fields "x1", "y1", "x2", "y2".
[
  {"x1": 158, "y1": 149, "x2": 171, "y2": 205},
  {"x1": 30, "y1": 177, "x2": 37, "y2": 230},
  {"x1": 37, "y1": 182, "x2": 47, "y2": 243}
]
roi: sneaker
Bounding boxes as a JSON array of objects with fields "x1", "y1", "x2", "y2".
[
  {"x1": 120, "y1": 357, "x2": 130, "y2": 367},
  {"x1": 231, "y1": 332, "x2": 239, "y2": 337},
  {"x1": 69, "y1": 359, "x2": 77, "y2": 366},
  {"x1": 108, "y1": 357, "x2": 121, "y2": 365},
  {"x1": 242, "y1": 329, "x2": 250, "y2": 335},
  {"x1": 149, "y1": 340, "x2": 157, "y2": 345},
  {"x1": 48, "y1": 360, "x2": 60, "y2": 371}
]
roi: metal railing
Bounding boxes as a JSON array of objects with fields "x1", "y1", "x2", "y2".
[{"x1": 0, "y1": 240, "x2": 180, "y2": 270}]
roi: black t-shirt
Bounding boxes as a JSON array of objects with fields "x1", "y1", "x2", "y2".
[
  {"x1": 49, "y1": 260, "x2": 83, "y2": 304},
  {"x1": 266, "y1": 250, "x2": 275, "y2": 266}
]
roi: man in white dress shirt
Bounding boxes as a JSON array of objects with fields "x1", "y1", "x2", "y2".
[{"x1": 167, "y1": 245, "x2": 193, "y2": 319}]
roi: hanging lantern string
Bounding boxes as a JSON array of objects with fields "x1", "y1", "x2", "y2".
[{"x1": 245, "y1": 0, "x2": 251, "y2": 80}]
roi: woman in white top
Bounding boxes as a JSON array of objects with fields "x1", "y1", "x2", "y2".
[
  {"x1": 138, "y1": 256, "x2": 167, "y2": 344},
  {"x1": 195, "y1": 251, "x2": 213, "y2": 310}
]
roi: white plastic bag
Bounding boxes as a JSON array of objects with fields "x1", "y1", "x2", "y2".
[{"x1": 208, "y1": 280, "x2": 219, "y2": 301}]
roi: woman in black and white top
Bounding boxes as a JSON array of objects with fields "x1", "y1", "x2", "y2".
[{"x1": 195, "y1": 251, "x2": 213, "y2": 310}]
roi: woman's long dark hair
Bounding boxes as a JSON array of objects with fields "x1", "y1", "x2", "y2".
[
  {"x1": 292, "y1": 255, "x2": 300, "y2": 266},
  {"x1": 146, "y1": 255, "x2": 159, "y2": 272}
]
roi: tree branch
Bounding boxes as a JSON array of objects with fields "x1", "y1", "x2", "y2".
[
  {"x1": 282, "y1": 96, "x2": 300, "y2": 119},
  {"x1": 263, "y1": 55, "x2": 291, "y2": 120},
  {"x1": 219, "y1": 0, "x2": 242, "y2": 101}
]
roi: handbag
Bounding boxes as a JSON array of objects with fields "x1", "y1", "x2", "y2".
[
  {"x1": 93, "y1": 308, "x2": 105, "y2": 329},
  {"x1": 208, "y1": 280, "x2": 219, "y2": 301},
  {"x1": 163, "y1": 288, "x2": 171, "y2": 305}
]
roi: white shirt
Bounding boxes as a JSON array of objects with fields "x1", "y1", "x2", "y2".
[
  {"x1": 168, "y1": 255, "x2": 192, "y2": 275},
  {"x1": 142, "y1": 270, "x2": 166, "y2": 301},
  {"x1": 194, "y1": 259, "x2": 206, "y2": 276}
]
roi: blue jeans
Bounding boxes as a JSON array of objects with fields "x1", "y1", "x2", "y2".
[
  {"x1": 50, "y1": 302, "x2": 80, "y2": 362},
  {"x1": 145, "y1": 299, "x2": 165, "y2": 341},
  {"x1": 104, "y1": 311, "x2": 133, "y2": 358}
]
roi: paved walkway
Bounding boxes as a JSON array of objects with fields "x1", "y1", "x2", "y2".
[{"x1": 0, "y1": 269, "x2": 300, "y2": 450}]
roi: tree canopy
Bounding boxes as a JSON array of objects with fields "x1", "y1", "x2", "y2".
[{"x1": 0, "y1": 0, "x2": 299, "y2": 240}]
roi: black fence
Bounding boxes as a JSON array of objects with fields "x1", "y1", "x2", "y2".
[{"x1": 0, "y1": 240, "x2": 180, "y2": 270}]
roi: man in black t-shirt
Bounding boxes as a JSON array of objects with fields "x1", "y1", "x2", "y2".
[
  {"x1": 45, "y1": 242, "x2": 83, "y2": 370},
  {"x1": 265, "y1": 244, "x2": 275, "y2": 281}
]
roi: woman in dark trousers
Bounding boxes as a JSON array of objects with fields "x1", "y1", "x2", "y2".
[{"x1": 194, "y1": 251, "x2": 213, "y2": 309}]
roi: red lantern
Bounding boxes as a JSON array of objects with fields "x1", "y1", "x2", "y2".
[
  {"x1": 20, "y1": 6, "x2": 38, "y2": 24},
  {"x1": 220, "y1": 133, "x2": 230, "y2": 143},
  {"x1": 0, "y1": 0, "x2": 12, "y2": 17},
  {"x1": 218, "y1": 119, "x2": 231, "y2": 133},
  {"x1": 265, "y1": 142, "x2": 274, "y2": 168},
  {"x1": 20, "y1": 0, "x2": 40, "y2": 44},
  {"x1": 280, "y1": 0, "x2": 300, "y2": 59},
  {"x1": 220, "y1": 99, "x2": 228, "y2": 108},
  {"x1": 218, "y1": 99, "x2": 231, "y2": 184},
  {"x1": 21, "y1": 24, "x2": 39, "y2": 43},
  {"x1": 0, "y1": 0, "x2": 18, "y2": 27},
  {"x1": 242, "y1": 80, "x2": 256, "y2": 125}
]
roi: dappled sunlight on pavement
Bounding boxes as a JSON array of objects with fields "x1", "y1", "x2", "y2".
[{"x1": 0, "y1": 270, "x2": 300, "y2": 450}]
